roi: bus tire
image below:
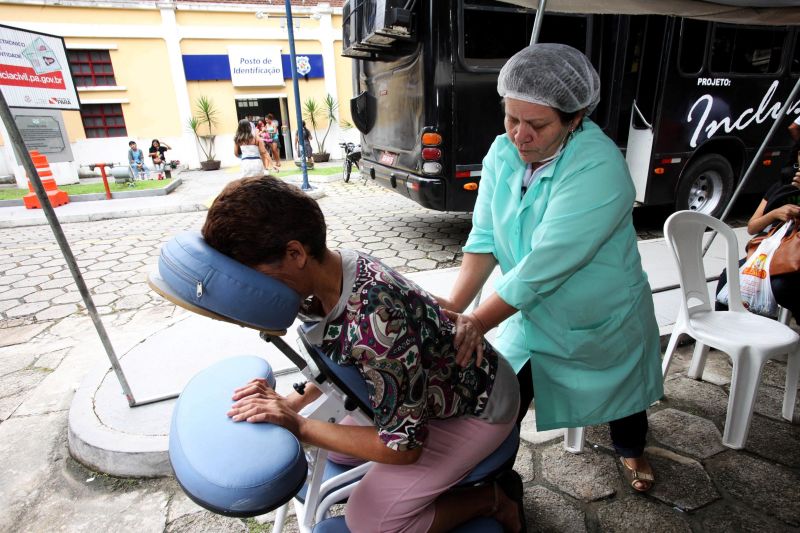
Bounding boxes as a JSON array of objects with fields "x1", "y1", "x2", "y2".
[{"x1": 675, "y1": 154, "x2": 734, "y2": 218}]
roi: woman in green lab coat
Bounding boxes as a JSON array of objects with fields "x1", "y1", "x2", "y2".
[{"x1": 439, "y1": 44, "x2": 663, "y2": 492}]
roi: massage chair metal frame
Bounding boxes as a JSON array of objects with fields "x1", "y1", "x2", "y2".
[{"x1": 150, "y1": 232, "x2": 522, "y2": 532}]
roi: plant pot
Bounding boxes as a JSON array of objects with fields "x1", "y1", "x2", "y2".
[
  {"x1": 312, "y1": 152, "x2": 330, "y2": 163},
  {"x1": 200, "y1": 160, "x2": 221, "y2": 171}
]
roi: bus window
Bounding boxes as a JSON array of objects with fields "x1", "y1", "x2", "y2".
[
  {"x1": 589, "y1": 15, "x2": 619, "y2": 132},
  {"x1": 461, "y1": 2, "x2": 535, "y2": 67},
  {"x1": 635, "y1": 16, "x2": 667, "y2": 126},
  {"x1": 459, "y1": 1, "x2": 587, "y2": 69},
  {"x1": 709, "y1": 25, "x2": 787, "y2": 75},
  {"x1": 540, "y1": 14, "x2": 588, "y2": 54},
  {"x1": 678, "y1": 19, "x2": 708, "y2": 76},
  {"x1": 792, "y1": 32, "x2": 800, "y2": 74}
]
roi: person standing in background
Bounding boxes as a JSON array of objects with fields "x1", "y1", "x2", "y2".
[
  {"x1": 234, "y1": 119, "x2": 270, "y2": 178},
  {"x1": 266, "y1": 113, "x2": 281, "y2": 171}
]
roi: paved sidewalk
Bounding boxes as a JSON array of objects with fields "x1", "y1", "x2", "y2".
[{"x1": 0, "y1": 164, "x2": 798, "y2": 532}]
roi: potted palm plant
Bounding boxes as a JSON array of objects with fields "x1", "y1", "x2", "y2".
[
  {"x1": 302, "y1": 94, "x2": 339, "y2": 163},
  {"x1": 188, "y1": 96, "x2": 221, "y2": 171}
]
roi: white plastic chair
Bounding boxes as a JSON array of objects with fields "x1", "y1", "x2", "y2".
[
  {"x1": 778, "y1": 305, "x2": 792, "y2": 326},
  {"x1": 661, "y1": 211, "x2": 799, "y2": 449}
]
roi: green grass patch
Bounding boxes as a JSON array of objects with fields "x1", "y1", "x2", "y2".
[
  {"x1": 0, "y1": 179, "x2": 173, "y2": 200},
  {"x1": 271, "y1": 165, "x2": 342, "y2": 177}
]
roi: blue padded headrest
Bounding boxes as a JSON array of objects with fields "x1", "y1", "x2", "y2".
[
  {"x1": 159, "y1": 231, "x2": 301, "y2": 331},
  {"x1": 170, "y1": 356, "x2": 308, "y2": 517}
]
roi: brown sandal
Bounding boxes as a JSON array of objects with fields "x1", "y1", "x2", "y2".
[{"x1": 620, "y1": 457, "x2": 655, "y2": 493}]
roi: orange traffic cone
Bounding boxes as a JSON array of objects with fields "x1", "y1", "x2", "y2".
[{"x1": 23, "y1": 151, "x2": 69, "y2": 209}]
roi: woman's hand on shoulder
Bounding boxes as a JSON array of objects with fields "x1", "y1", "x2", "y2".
[
  {"x1": 443, "y1": 309, "x2": 486, "y2": 368},
  {"x1": 771, "y1": 203, "x2": 800, "y2": 222}
]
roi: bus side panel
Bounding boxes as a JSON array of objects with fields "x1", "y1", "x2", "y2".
[{"x1": 646, "y1": 22, "x2": 798, "y2": 206}]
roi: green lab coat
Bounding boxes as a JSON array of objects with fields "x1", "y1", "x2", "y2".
[{"x1": 464, "y1": 120, "x2": 663, "y2": 431}]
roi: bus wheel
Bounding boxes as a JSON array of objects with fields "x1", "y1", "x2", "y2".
[{"x1": 675, "y1": 154, "x2": 734, "y2": 218}]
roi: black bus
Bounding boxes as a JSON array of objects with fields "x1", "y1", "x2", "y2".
[{"x1": 343, "y1": 0, "x2": 800, "y2": 216}]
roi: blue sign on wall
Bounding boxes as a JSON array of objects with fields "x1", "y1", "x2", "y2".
[
  {"x1": 183, "y1": 54, "x2": 325, "y2": 81},
  {"x1": 183, "y1": 55, "x2": 230, "y2": 81}
]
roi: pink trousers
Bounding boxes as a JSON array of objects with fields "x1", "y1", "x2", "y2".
[{"x1": 334, "y1": 415, "x2": 516, "y2": 533}]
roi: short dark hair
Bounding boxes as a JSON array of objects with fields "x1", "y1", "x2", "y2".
[
  {"x1": 129, "y1": 140, "x2": 136, "y2": 146},
  {"x1": 202, "y1": 176, "x2": 327, "y2": 266}
]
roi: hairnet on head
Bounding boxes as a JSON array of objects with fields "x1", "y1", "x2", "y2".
[{"x1": 497, "y1": 43, "x2": 600, "y2": 114}]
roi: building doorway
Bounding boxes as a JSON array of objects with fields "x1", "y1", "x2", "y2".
[{"x1": 235, "y1": 96, "x2": 291, "y2": 160}]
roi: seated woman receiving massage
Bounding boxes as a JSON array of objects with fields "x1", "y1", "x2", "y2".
[{"x1": 201, "y1": 176, "x2": 523, "y2": 533}]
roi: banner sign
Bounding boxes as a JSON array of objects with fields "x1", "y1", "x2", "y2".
[
  {"x1": 0, "y1": 24, "x2": 79, "y2": 110},
  {"x1": 228, "y1": 46, "x2": 285, "y2": 87},
  {"x1": 183, "y1": 54, "x2": 325, "y2": 81}
]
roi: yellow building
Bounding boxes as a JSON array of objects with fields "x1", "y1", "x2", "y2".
[{"x1": 0, "y1": 0, "x2": 353, "y2": 183}]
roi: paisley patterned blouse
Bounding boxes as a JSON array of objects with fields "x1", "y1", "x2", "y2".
[{"x1": 306, "y1": 250, "x2": 517, "y2": 451}]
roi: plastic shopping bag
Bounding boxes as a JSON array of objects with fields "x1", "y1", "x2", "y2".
[{"x1": 717, "y1": 222, "x2": 791, "y2": 317}]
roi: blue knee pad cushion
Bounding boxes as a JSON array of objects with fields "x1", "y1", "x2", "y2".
[
  {"x1": 170, "y1": 356, "x2": 308, "y2": 517},
  {"x1": 159, "y1": 231, "x2": 301, "y2": 331}
]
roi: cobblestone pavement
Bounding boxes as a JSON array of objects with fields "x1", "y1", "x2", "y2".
[
  {"x1": 0, "y1": 180, "x2": 473, "y2": 325},
  {"x1": 1, "y1": 178, "x2": 797, "y2": 532}
]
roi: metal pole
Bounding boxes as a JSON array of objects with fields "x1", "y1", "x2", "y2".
[
  {"x1": 285, "y1": 0, "x2": 311, "y2": 191},
  {"x1": 702, "y1": 75, "x2": 800, "y2": 255},
  {"x1": 0, "y1": 91, "x2": 137, "y2": 407},
  {"x1": 530, "y1": 0, "x2": 547, "y2": 45}
]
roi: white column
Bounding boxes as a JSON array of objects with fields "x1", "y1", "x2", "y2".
[
  {"x1": 316, "y1": 4, "x2": 338, "y2": 102},
  {"x1": 315, "y1": 3, "x2": 342, "y2": 157},
  {"x1": 159, "y1": 1, "x2": 199, "y2": 168}
]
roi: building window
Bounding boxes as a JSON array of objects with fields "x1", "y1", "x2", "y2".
[
  {"x1": 68, "y1": 50, "x2": 117, "y2": 87},
  {"x1": 81, "y1": 104, "x2": 127, "y2": 138}
]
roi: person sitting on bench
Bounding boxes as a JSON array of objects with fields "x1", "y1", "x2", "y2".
[
  {"x1": 148, "y1": 139, "x2": 172, "y2": 178},
  {"x1": 127, "y1": 140, "x2": 147, "y2": 181},
  {"x1": 201, "y1": 176, "x2": 523, "y2": 533}
]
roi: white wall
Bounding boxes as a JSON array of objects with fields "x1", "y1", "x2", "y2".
[{"x1": 70, "y1": 135, "x2": 193, "y2": 169}]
